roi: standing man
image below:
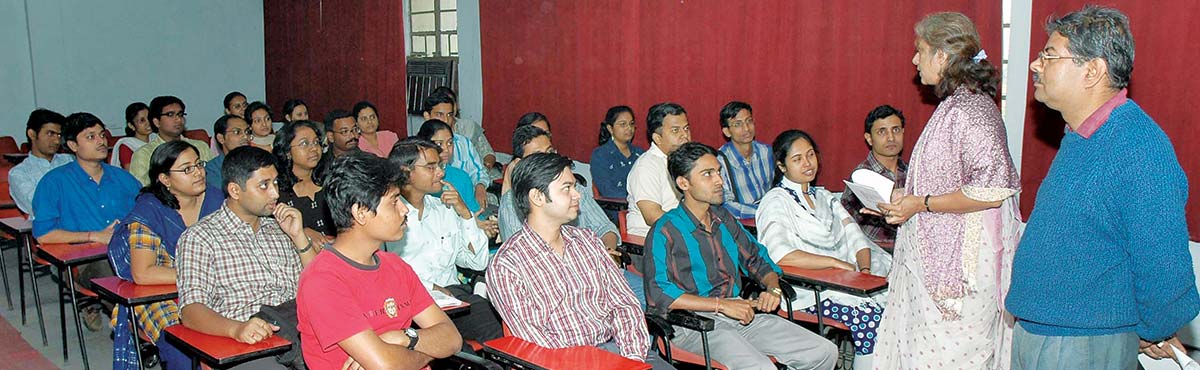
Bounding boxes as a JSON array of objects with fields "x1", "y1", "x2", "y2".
[
  {"x1": 626, "y1": 102, "x2": 692, "y2": 237},
  {"x1": 643, "y1": 143, "x2": 836, "y2": 370},
  {"x1": 1008, "y1": 6, "x2": 1198, "y2": 369},
  {"x1": 490, "y1": 152, "x2": 672, "y2": 369},
  {"x1": 716, "y1": 101, "x2": 772, "y2": 219},
  {"x1": 10, "y1": 108, "x2": 73, "y2": 219},
  {"x1": 205, "y1": 114, "x2": 251, "y2": 190},
  {"x1": 129, "y1": 96, "x2": 214, "y2": 185},
  {"x1": 841, "y1": 104, "x2": 907, "y2": 243}
]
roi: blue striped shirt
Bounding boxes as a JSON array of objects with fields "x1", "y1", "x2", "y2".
[
  {"x1": 718, "y1": 141, "x2": 773, "y2": 219},
  {"x1": 450, "y1": 134, "x2": 489, "y2": 186},
  {"x1": 642, "y1": 205, "x2": 780, "y2": 316}
]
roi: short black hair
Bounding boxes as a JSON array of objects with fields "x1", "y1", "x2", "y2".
[
  {"x1": 1046, "y1": 5, "x2": 1135, "y2": 89},
  {"x1": 511, "y1": 125, "x2": 550, "y2": 159},
  {"x1": 124, "y1": 102, "x2": 149, "y2": 136},
  {"x1": 667, "y1": 142, "x2": 718, "y2": 191},
  {"x1": 221, "y1": 146, "x2": 277, "y2": 196},
  {"x1": 245, "y1": 101, "x2": 272, "y2": 122},
  {"x1": 144, "y1": 140, "x2": 200, "y2": 209},
  {"x1": 387, "y1": 137, "x2": 439, "y2": 185},
  {"x1": 213, "y1": 114, "x2": 244, "y2": 137},
  {"x1": 718, "y1": 101, "x2": 752, "y2": 128},
  {"x1": 511, "y1": 152, "x2": 574, "y2": 220},
  {"x1": 352, "y1": 100, "x2": 378, "y2": 120},
  {"x1": 416, "y1": 119, "x2": 452, "y2": 140},
  {"x1": 149, "y1": 96, "x2": 185, "y2": 121},
  {"x1": 646, "y1": 102, "x2": 686, "y2": 144},
  {"x1": 322, "y1": 151, "x2": 402, "y2": 232},
  {"x1": 223, "y1": 91, "x2": 246, "y2": 109},
  {"x1": 62, "y1": 112, "x2": 105, "y2": 144},
  {"x1": 282, "y1": 99, "x2": 307, "y2": 122},
  {"x1": 25, "y1": 108, "x2": 66, "y2": 143},
  {"x1": 421, "y1": 92, "x2": 455, "y2": 113},
  {"x1": 323, "y1": 109, "x2": 353, "y2": 132},
  {"x1": 516, "y1": 112, "x2": 550, "y2": 130},
  {"x1": 863, "y1": 105, "x2": 905, "y2": 133},
  {"x1": 432, "y1": 86, "x2": 457, "y2": 102}
]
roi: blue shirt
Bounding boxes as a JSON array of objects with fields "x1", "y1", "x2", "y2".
[
  {"x1": 32, "y1": 161, "x2": 141, "y2": 238},
  {"x1": 205, "y1": 154, "x2": 225, "y2": 191},
  {"x1": 718, "y1": 141, "x2": 773, "y2": 219},
  {"x1": 589, "y1": 140, "x2": 644, "y2": 199},
  {"x1": 449, "y1": 134, "x2": 489, "y2": 186},
  {"x1": 437, "y1": 166, "x2": 481, "y2": 214},
  {"x1": 1007, "y1": 100, "x2": 1197, "y2": 341},
  {"x1": 9, "y1": 153, "x2": 73, "y2": 219}
]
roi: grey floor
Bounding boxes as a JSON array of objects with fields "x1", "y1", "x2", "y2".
[{"x1": 0, "y1": 240, "x2": 115, "y2": 370}]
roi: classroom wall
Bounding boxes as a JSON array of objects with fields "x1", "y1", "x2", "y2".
[{"x1": 0, "y1": 1, "x2": 265, "y2": 140}]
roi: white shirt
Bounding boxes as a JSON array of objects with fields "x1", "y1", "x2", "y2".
[
  {"x1": 9, "y1": 153, "x2": 74, "y2": 219},
  {"x1": 382, "y1": 194, "x2": 489, "y2": 291},
  {"x1": 625, "y1": 143, "x2": 679, "y2": 237},
  {"x1": 109, "y1": 134, "x2": 156, "y2": 167}
]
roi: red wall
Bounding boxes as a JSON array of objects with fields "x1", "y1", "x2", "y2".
[
  {"x1": 479, "y1": 1, "x2": 1001, "y2": 192},
  {"x1": 263, "y1": 0, "x2": 407, "y2": 133},
  {"x1": 1022, "y1": 1, "x2": 1200, "y2": 239}
]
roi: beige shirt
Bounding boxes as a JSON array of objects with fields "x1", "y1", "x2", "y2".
[
  {"x1": 128, "y1": 136, "x2": 214, "y2": 185},
  {"x1": 625, "y1": 143, "x2": 679, "y2": 237}
]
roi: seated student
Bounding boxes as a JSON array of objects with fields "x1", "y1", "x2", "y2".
[
  {"x1": 323, "y1": 109, "x2": 360, "y2": 159},
  {"x1": 33, "y1": 112, "x2": 141, "y2": 330},
  {"x1": 422, "y1": 92, "x2": 489, "y2": 209},
  {"x1": 840, "y1": 105, "x2": 908, "y2": 243},
  {"x1": 108, "y1": 141, "x2": 224, "y2": 370},
  {"x1": 755, "y1": 130, "x2": 892, "y2": 370},
  {"x1": 246, "y1": 101, "x2": 276, "y2": 152},
  {"x1": 643, "y1": 142, "x2": 837, "y2": 370},
  {"x1": 432, "y1": 86, "x2": 498, "y2": 176},
  {"x1": 298, "y1": 152, "x2": 462, "y2": 370},
  {"x1": 626, "y1": 103, "x2": 692, "y2": 237},
  {"x1": 223, "y1": 91, "x2": 248, "y2": 118},
  {"x1": 129, "y1": 96, "x2": 215, "y2": 185},
  {"x1": 281, "y1": 99, "x2": 308, "y2": 123},
  {"x1": 415, "y1": 120, "x2": 501, "y2": 238},
  {"x1": 272, "y1": 121, "x2": 336, "y2": 242},
  {"x1": 382, "y1": 138, "x2": 502, "y2": 344},
  {"x1": 590, "y1": 105, "x2": 644, "y2": 199},
  {"x1": 353, "y1": 101, "x2": 400, "y2": 157},
  {"x1": 177, "y1": 146, "x2": 319, "y2": 370},
  {"x1": 716, "y1": 101, "x2": 772, "y2": 219},
  {"x1": 515, "y1": 112, "x2": 551, "y2": 133},
  {"x1": 11, "y1": 108, "x2": 73, "y2": 218},
  {"x1": 111, "y1": 102, "x2": 155, "y2": 168},
  {"x1": 490, "y1": 153, "x2": 672, "y2": 369},
  {"x1": 205, "y1": 114, "x2": 251, "y2": 190}
]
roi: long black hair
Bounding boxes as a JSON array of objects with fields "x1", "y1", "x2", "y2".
[
  {"x1": 770, "y1": 129, "x2": 819, "y2": 187},
  {"x1": 143, "y1": 141, "x2": 200, "y2": 210},
  {"x1": 272, "y1": 120, "x2": 325, "y2": 197}
]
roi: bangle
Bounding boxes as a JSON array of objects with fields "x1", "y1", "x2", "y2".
[
  {"x1": 924, "y1": 195, "x2": 932, "y2": 212},
  {"x1": 714, "y1": 298, "x2": 722, "y2": 314},
  {"x1": 295, "y1": 236, "x2": 314, "y2": 254},
  {"x1": 859, "y1": 266, "x2": 871, "y2": 272}
]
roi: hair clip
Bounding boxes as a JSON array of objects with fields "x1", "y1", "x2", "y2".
[{"x1": 972, "y1": 49, "x2": 988, "y2": 64}]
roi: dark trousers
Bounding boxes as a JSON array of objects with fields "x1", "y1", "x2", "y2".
[{"x1": 445, "y1": 284, "x2": 503, "y2": 344}]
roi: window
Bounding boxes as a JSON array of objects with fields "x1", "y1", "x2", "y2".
[
  {"x1": 1000, "y1": 0, "x2": 1012, "y2": 116},
  {"x1": 410, "y1": 0, "x2": 458, "y2": 57}
]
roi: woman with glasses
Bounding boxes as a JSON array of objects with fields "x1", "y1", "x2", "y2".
[
  {"x1": 274, "y1": 121, "x2": 336, "y2": 244},
  {"x1": 353, "y1": 100, "x2": 400, "y2": 157},
  {"x1": 108, "y1": 141, "x2": 224, "y2": 370},
  {"x1": 589, "y1": 105, "x2": 644, "y2": 199},
  {"x1": 245, "y1": 101, "x2": 276, "y2": 151},
  {"x1": 871, "y1": 12, "x2": 1021, "y2": 369}
]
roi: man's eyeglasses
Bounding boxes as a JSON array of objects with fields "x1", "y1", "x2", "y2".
[
  {"x1": 168, "y1": 161, "x2": 207, "y2": 175},
  {"x1": 1036, "y1": 51, "x2": 1088, "y2": 63},
  {"x1": 335, "y1": 127, "x2": 362, "y2": 136},
  {"x1": 162, "y1": 111, "x2": 187, "y2": 118}
]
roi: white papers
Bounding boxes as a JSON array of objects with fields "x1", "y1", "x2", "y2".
[
  {"x1": 431, "y1": 289, "x2": 464, "y2": 308},
  {"x1": 842, "y1": 169, "x2": 896, "y2": 212},
  {"x1": 1170, "y1": 342, "x2": 1200, "y2": 370}
]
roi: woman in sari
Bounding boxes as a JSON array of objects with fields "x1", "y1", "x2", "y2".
[
  {"x1": 108, "y1": 141, "x2": 225, "y2": 370},
  {"x1": 871, "y1": 12, "x2": 1022, "y2": 370},
  {"x1": 757, "y1": 129, "x2": 892, "y2": 370}
]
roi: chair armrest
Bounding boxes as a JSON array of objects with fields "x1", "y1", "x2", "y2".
[
  {"x1": 435, "y1": 350, "x2": 503, "y2": 370},
  {"x1": 666, "y1": 310, "x2": 715, "y2": 332},
  {"x1": 645, "y1": 314, "x2": 675, "y2": 339},
  {"x1": 458, "y1": 266, "x2": 486, "y2": 286}
]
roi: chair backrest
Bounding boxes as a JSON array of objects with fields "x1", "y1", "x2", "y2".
[
  {"x1": 618, "y1": 209, "x2": 629, "y2": 241},
  {"x1": 0, "y1": 181, "x2": 23, "y2": 218},
  {"x1": 0, "y1": 136, "x2": 19, "y2": 154},
  {"x1": 183, "y1": 129, "x2": 210, "y2": 145},
  {"x1": 19, "y1": 142, "x2": 29, "y2": 154},
  {"x1": 119, "y1": 145, "x2": 135, "y2": 170}
]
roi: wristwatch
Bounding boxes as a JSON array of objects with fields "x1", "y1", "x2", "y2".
[{"x1": 405, "y1": 327, "x2": 419, "y2": 350}]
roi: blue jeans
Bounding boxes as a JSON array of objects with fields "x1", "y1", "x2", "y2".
[
  {"x1": 156, "y1": 336, "x2": 192, "y2": 370},
  {"x1": 1011, "y1": 321, "x2": 1138, "y2": 370},
  {"x1": 622, "y1": 270, "x2": 646, "y2": 309}
]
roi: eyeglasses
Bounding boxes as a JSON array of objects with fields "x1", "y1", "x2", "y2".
[
  {"x1": 225, "y1": 128, "x2": 248, "y2": 136},
  {"x1": 162, "y1": 111, "x2": 187, "y2": 118},
  {"x1": 230, "y1": 103, "x2": 248, "y2": 110},
  {"x1": 1036, "y1": 51, "x2": 1088, "y2": 64},
  {"x1": 168, "y1": 161, "x2": 207, "y2": 175},
  {"x1": 334, "y1": 127, "x2": 362, "y2": 136},
  {"x1": 412, "y1": 162, "x2": 441, "y2": 172},
  {"x1": 727, "y1": 118, "x2": 755, "y2": 128},
  {"x1": 291, "y1": 139, "x2": 323, "y2": 149}
]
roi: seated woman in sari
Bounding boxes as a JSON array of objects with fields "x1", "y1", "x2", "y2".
[
  {"x1": 755, "y1": 129, "x2": 892, "y2": 370},
  {"x1": 108, "y1": 141, "x2": 225, "y2": 370}
]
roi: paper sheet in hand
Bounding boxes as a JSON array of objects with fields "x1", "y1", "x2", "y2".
[
  {"x1": 431, "y1": 289, "x2": 464, "y2": 308},
  {"x1": 843, "y1": 169, "x2": 896, "y2": 212},
  {"x1": 1169, "y1": 342, "x2": 1200, "y2": 370}
]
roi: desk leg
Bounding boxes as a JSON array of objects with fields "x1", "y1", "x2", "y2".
[
  {"x1": 191, "y1": 356, "x2": 199, "y2": 370},
  {"x1": 1, "y1": 240, "x2": 12, "y2": 309},
  {"x1": 58, "y1": 267, "x2": 68, "y2": 361},
  {"x1": 701, "y1": 331, "x2": 712, "y2": 370},
  {"x1": 128, "y1": 305, "x2": 144, "y2": 369},
  {"x1": 814, "y1": 289, "x2": 825, "y2": 336},
  {"x1": 22, "y1": 235, "x2": 47, "y2": 346},
  {"x1": 66, "y1": 268, "x2": 92, "y2": 370}
]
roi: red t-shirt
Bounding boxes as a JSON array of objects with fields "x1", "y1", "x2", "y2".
[{"x1": 297, "y1": 248, "x2": 434, "y2": 370}]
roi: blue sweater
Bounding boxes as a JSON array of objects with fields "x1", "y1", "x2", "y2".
[{"x1": 1007, "y1": 100, "x2": 1197, "y2": 341}]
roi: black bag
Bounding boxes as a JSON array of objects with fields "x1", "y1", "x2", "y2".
[{"x1": 252, "y1": 299, "x2": 307, "y2": 370}]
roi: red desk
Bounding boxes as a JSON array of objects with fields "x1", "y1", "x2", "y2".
[
  {"x1": 91, "y1": 277, "x2": 178, "y2": 368},
  {"x1": 36, "y1": 242, "x2": 107, "y2": 370},
  {"x1": 0, "y1": 216, "x2": 44, "y2": 346},
  {"x1": 164, "y1": 325, "x2": 291, "y2": 369},
  {"x1": 779, "y1": 266, "x2": 887, "y2": 335},
  {"x1": 482, "y1": 336, "x2": 650, "y2": 370},
  {"x1": 620, "y1": 234, "x2": 645, "y2": 256}
]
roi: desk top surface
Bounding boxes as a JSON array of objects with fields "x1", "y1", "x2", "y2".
[
  {"x1": 0, "y1": 216, "x2": 30, "y2": 233},
  {"x1": 36, "y1": 242, "x2": 107, "y2": 266},
  {"x1": 90, "y1": 276, "x2": 178, "y2": 306},
  {"x1": 164, "y1": 325, "x2": 290, "y2": 366},
  {"x1": 483, "y1": 337, "x2": 650, "y2": 370},
  {"x1": 779, "y1": 265, "x2": 888, "y2": 296}
]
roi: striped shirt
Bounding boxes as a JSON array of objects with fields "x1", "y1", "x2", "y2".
[
  {"x1": 497, "y1": 184, "x2": 620, "y2": 243},
  {"x1": 718, "y1": 141, "x2": 773, "y2": 219},
  {"x1": 449, "y1": 134, "x2": 490, "y2": 186},
  {"x1": 643, "y1": 205, "x2": 780, "y2": 316},
  {"x1": 840, "y1": 151, "x2": 907, "y2": 243},
  {"x1": 489, "y1": 224, "x2": 650, "y2": 361}
]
